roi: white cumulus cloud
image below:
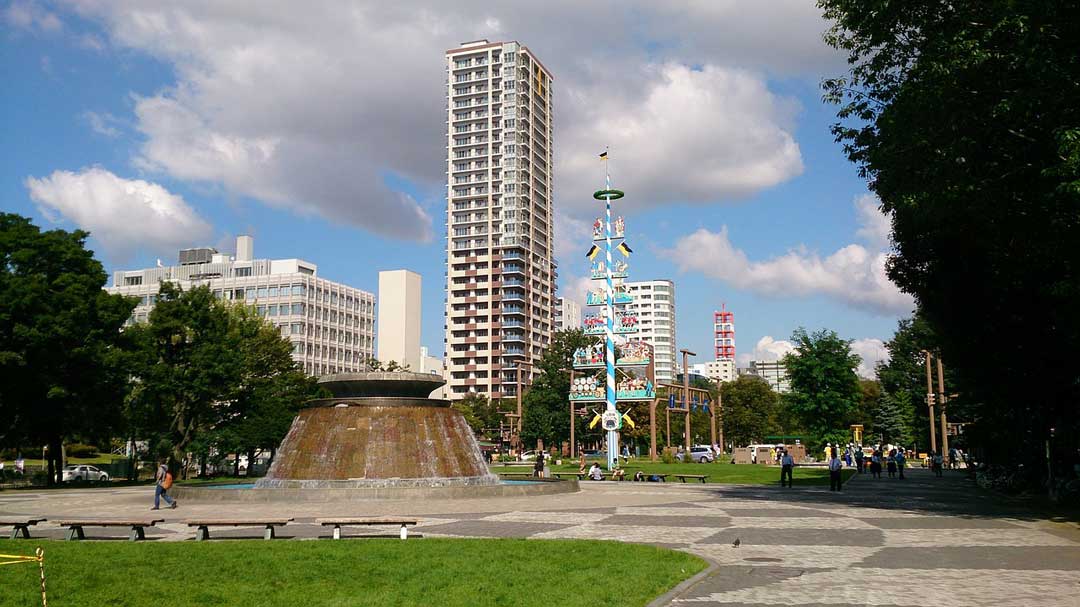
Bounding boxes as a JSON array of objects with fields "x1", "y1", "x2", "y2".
[
  {"x1": 57, "y1": 1, "x2": 841, "y2": 239},
  {"x1": 662, "y1": 195, "x2": 914, "y2": 315},
  {"x1": 559, "y1": 64, "x2": 803, "y2": 215},
  {"x1": 25, "y1": 167, "x2": 213, "y2": 259},
  {"x1": 850, "y1": 338, "x2": 888, "y2": 379}
]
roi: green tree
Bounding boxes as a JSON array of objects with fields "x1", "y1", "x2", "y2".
[
  {"x1": 212, "y1": 304, "x2": 320, "y2": 474},
  {"x1": 0, "y1": 214, "x2": 136, "y2": 483},
  {"x1": 126, "y1": 283, "x2": 238, "y2": 468},
  {"x1": 782, "y1": 328, "x2": 862, "y2": 450},
  {"x1": 520, "y1": 329, "x2": 592, "y2": 449},
  {"x1": 452, "y1": 394, "x2": 511, "y2": 438},
  {"x1": 871, "y1": 391, "x2": 914, "y2": 447},
  {"x1": 720, "y1": 375, "x2": 779, "y2": 448},
  {"x1": 821, "y1": 1, "x2": 1080, "y2": 472}
]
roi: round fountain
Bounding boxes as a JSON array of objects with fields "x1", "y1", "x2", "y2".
[{"x1": 172, "y1": 372, "x2": 577, "y2": 501}]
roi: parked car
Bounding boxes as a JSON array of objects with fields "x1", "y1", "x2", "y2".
[
  {"x1": 62, "y1": 464, "x2": 109, "y2": 482},
  {"x1": 689, "y1": 446, "x2": 715, "y2": 463},
  {"x1": 519, "y1": 451, "x2": 544, "y2": 461}
]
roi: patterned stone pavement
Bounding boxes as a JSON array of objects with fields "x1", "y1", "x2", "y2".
[{"x1": 1, "y1": 468, "x2": 1077, "y2": 606}]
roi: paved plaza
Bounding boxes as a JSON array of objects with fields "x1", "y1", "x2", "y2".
[{"x1": 1, "y1": 469, "x2": 1078, "y2": 606}]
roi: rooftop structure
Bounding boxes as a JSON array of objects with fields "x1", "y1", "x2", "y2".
[{"x1": 106, "y1": 236, "x2": 375, "y2": 376}]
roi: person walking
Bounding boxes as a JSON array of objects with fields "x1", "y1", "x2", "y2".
[
  {"x1": 870, "y1": 449, "x2": 882, "y2": 479},
  {"x1": 828, "y1": 448, "x2": 843, "y2": 492},
  {"x1": 152, "y1": 461, "x2": 177, "y2": 510},
  {"x1": 932, "y1": 451, "x2": 944, "y2": 477},
  {"x1": 895, "y1": 448, "x2": 906, "y2": 480},
  {"x1": 887, "y1": 449, "x2": 897, "y2": 479},
  {"x1": 780, "y1": 449, "x2": 795, "y2": 488},
  {"x1": 854, "y1": 447, "x2": 865, "y2": 474}
]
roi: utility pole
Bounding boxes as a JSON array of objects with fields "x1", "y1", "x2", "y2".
[
  {"x1": 716, "y1": 387, "x2": 724, "y2": 454},
  {"x1": 922, "y1": 350, "x2": 937, "y2": 453},
  {"x1": 937, "y1": 357, "x2": 949, "y2": 456},
  {"x1": 680, "y1": 349, "x2": 696, "y2": 454}
]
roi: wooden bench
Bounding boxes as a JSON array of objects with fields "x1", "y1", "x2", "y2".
[
  {"x1": 498, "y1": 472, "x2": 537, "y2": 479},
  {"x1": 0, "y1": 518, "x2": 47, "y2": 540},
  {"x1": 673, "y1": 474, "x2": 709, "y2": 484},
  {"x1": 316, "y1": 518, "x2": 420, "y2": 540},
  {"x1": 183, "y1": 518, "x2": 294, "y2": 541},
  {"x1": 55, "y1": 519, "x2": 163, "y2": 542}
]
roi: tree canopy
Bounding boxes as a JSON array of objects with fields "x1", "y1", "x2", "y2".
[
  {"x1": 0, "y1": 213, "x2": 136, "y2": 483},
  {"x1": 520, "y1": 329, "x2": 592, "y2": 450},
  {"x1": 821, "y1": 0, "x2": 1080, "y2": 470},
  {"x1": 720, "y1": 375, "x2": 779, "y2": 448},
  {"x1": 782, "y1": 328, "x2": 862, "y2": 449}
]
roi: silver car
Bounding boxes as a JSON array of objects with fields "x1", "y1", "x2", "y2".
[
  {"x1": 62, "y1": 464, "x2": 109, "y2": 482},
  {"x1": 689, "y1": 446, "x2": 715, "y2": 463}
]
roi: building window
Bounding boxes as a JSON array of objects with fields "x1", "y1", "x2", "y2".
[
  {"x1": 292, "y1": 284, "x2": 304, "y2": 296},
  {"x1": 235, "y1": 267, "x2": 252, "y2": 277},
  {"x1": 123, "y1": 276, "x2": 142, "y2": 286}
]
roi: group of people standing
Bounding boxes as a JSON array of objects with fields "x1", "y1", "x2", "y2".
[{"x1": 856, "y1": 446, "x2": 907, "y2": 480}]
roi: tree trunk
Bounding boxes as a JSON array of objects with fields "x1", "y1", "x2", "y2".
[
  {"x1": 233, "y1": 454, "x2": 240, "y2": 477},
  {"x1": 48, "y1": 436, "x2": 63, "y2": 485},
  {"x1": 246, "y1": 448, "x2": 257, "y2": 478}
]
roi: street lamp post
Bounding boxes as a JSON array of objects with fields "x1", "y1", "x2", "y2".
[{"x1": 514, "y1": 360, "x2": 533, "y2": 449}]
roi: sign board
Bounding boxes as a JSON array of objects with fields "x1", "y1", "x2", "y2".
[{"x1": 601, "y1": 410, "x2": 621, "y2": 431}]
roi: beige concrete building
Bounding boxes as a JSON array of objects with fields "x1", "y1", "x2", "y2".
[
  {"x1": 107, "y1": 236, "x2": 375, "y2": 377},
  {"x1": 377, "y1": 270, "x2": 422, "y2": 371},
  {"x1": 444, "y1": 39, "x2": 556, "y2": 399},
  {"x1": 690, "y1": 359, "x2": 737, "y2": 384}
]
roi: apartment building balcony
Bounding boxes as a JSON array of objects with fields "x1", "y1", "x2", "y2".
[{"x1": 501, "y1": 304, "x2": 525, "y2": 315}]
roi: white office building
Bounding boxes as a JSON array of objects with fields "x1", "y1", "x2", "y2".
[
  {"x1": 107, "y1": 236, "x2": 375, "y2": 377},
  {"x1": 554, "y1": 296, "x2": 581, "y2": 332},
  {"x1": 747, "y1": 360, "x2": 790, "y2": 393},
  {"x1": 623, "y1": 279, "x2": 677, "y2": 383},
  {"x1": 444, "y1": 39, "x2": 556, "y2": 399},
  {"x1": 690, "y1": 359, "x2": 737, "y2": 384}
]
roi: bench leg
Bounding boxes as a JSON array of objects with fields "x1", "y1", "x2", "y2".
[
  {"x1": 400, "y1": 524, "x2": 408, "y2": 540},
  {"x1": 66, "y1": 526, "x2": 84, "y2": 541},
  {"x1": 129, "y1": 526, "x2": 145, "y2": 542},
  {"x1": 264, "y1": 525, "x2": 275, "y2": 540},
  {"x1": 12, "y1": 526, "x2": 30, "y2": 540},
  {"x1": 333, "y1": 525, "x2": 341, "y2": 540},
  {"x1": 196, "y1": 526, "x2": 209, "y2": 541}
]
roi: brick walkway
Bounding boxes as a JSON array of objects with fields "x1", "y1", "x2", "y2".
[{"x1": 1, "y1": 468, "x2": 1077, "y2": 606}]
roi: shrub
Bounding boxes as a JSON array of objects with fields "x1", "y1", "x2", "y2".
[
  {"x1": 660, "y1": 448, "x2": 676, "y2": 465},
  {"x1": 65, "y1": 443, "x2": 99, "y2": 458}
]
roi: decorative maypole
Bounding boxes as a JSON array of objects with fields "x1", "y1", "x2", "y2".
[{"x1": 571, "y1": 149, "x2": 655, "y2": 471}]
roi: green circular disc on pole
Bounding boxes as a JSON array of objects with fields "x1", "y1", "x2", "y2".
[{"x1": 593, "y1": 189, "x2": 625, "y2": 200}]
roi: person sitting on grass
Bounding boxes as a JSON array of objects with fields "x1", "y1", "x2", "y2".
[{"x1": 588, "y1": 463, "x2": 604, "y2": 481}]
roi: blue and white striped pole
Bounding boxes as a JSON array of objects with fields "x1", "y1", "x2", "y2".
[{"x1": 603, "y1": 171, "x2": 617, "y2": 471}]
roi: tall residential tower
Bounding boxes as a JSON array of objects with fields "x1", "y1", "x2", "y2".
[{"x1": 444, "y1": 40, "x2": 556, "y2": 399}]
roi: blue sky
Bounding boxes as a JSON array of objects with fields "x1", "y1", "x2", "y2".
[{"x1": 1, "y1": 1, "x2": 913, "y2": 375}]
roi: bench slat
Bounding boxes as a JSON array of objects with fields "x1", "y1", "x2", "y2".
[
  {"x1": 183, "y1": 519, "x2": 293, "y2": 526},
  {"x1": 55, "y1": 519, "x2": 162, "y2": 527},
  {"x1": 0, "y1": 519, "x2": 47, "y2": 525},
  {"x1": 316, "y1": 519, "x2": 418, "y2": 525}
]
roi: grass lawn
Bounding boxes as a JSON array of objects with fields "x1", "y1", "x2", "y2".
[
  {"x1": 0, "y1": 538, "x2": 705, "y2": 607},
  {"x1": 537, "y1": 461, "x2": 856, "y2": 486}
]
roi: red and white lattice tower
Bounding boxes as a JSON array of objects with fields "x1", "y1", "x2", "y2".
[{"x1": 713, "y1": 304, "x2": 735, "y2": 361}]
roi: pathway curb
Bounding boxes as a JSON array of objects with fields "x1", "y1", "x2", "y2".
[{"x1": 646, "y1": 558, "x2": 718, "y2": 607}]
